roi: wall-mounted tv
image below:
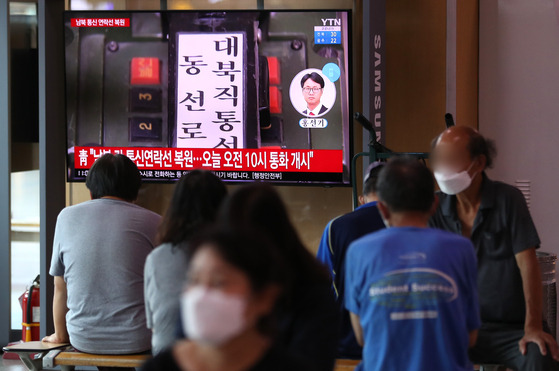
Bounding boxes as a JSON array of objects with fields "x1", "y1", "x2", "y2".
[{"x1": 64, "y1": 9, "x2": 352, "y2": 185}]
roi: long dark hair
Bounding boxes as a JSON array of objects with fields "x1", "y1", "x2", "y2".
[
  {"x1": 187, "y1": 227, "x2": 288, "y2": 336},
  {"x1": 218, "y1": 184, "x2": 330, "y2": 287},
  {"x1": 157, "y1": 170, "x2": 227, "y2": 246}
]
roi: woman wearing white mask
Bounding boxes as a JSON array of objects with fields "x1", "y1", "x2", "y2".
[
  {"x1": 141, "y1": 229, "x2": 312, "y2": 371},
  {"x1": 218, "y1": 184, "x2": 338, "y2": 371}
]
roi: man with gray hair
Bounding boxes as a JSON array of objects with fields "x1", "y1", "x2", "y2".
[{"x1": 430, "y1": 126, "x2": 559, "y2": 370}]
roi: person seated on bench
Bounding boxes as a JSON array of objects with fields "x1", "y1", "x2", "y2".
[
  {"x1": 43, "y1": 154, "x2": 161, "y2": 362},
  {"x1": 429, "y1": 126, "x2": 559, "y2": 370},
  {"x1": 316, "y1": 162, "x2": 386, "y2": 360},
  {"x1": 142, "y1": 229, "x2": 312, "y2": 371},
  {"x1": 345, "y1": 157, "x2": 481, "y2": 371},
  {"x1": 144, "y1": 170, "x2": 227, "y2": 355}
]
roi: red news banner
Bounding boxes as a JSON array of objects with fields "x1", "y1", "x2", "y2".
[
  {"x1": 74, "y1": 147, "x2": 343, "y2": 173},
  {"x1": 71, "y1": 18, "x2": 130, "y2": 27}
]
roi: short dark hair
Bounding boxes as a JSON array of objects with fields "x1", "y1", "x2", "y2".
[
  {"x1": 376, "y1": 157, "x2": 435, "y2": 213},
  {"x1": 158, "y1": 170, "x2": 227, "y2": 246},
  {"x1": 85, "y1": 153, "x2": 142, "y2": 201},
  {"x1": 300, "y1": 72, "x2": 325, "y2": 89},
  {"x1": 467, "y1": 132, "x2": 497, "y2": 169},
  {"x1": 363, "y1": 163, "x2": 385, "y2": 195}
]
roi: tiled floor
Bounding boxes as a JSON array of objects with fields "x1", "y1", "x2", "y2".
[
  {"x1": 0, "y1": 358, "x2": 29, "y2": 371},
  {"x1": 0, "y1": 356, "x2": 98, "y2": 371}
]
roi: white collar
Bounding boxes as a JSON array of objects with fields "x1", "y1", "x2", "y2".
[{"x1": 306, "y1": 104, "x2": 324, "y2": 116}]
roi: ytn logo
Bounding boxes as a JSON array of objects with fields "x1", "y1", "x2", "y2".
[{"x1": 321, "y1": 18, "x2": 341, "y2": 26}]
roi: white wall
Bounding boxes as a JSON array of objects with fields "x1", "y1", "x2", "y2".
[
  {"x1": 10, "y1": 170, "x2": 40, "y2": 329},
  {"x1": 479, "y1": 0, "x2": 559, "y2": 328},
  {"x1": 480, "y1": 0, "x2": 559, "y2": 255}
]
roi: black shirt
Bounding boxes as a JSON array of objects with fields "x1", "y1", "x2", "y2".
[
  {"x1": 429, "y1": 174, "x2": 540, "y2": 325},
  {"x1": 141, "y1": 342, "x2": 314, "y2": 371},
  {"x1": 174, "y1": 279, "x2": 338, "y2": 371},
  {"x1": 276, "y1": 280, "x2": 338, "y2": 371}
]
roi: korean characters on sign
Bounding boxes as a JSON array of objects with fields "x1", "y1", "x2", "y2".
[{"x1": 176, "y1": 33, "x2": 245, "y2": 149}]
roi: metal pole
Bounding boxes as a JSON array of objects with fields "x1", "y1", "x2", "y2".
[
  {"x1": 351, "y1": 152, "x2": 368, "y2": 209},
  {"x1": 446, "y1": 0, "x2": 457, "y2": 120},
  {"x1": 0, "y1": 0, "x2": 12, "y2": 346},
  {"x1": 38, "y1": 0, "x2": 66, "y2": 338}
]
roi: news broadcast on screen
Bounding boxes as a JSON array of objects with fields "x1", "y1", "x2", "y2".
[{"x1": 64, "y1": 10, "x2": 353, "y2": 185}]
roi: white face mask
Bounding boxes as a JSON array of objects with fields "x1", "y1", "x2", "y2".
[
  {"x1": 434, "y1": 161, "x2": 476, "y2": 195},
  {"x1": 181, "y1": 287, "x2": 247, "y2": 346}
]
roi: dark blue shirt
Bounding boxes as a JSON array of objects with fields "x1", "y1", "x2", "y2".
[{"x1": 317, "y1": 202, "x2": 385, "y2": 359}]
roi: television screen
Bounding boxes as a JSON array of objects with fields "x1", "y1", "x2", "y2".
[{"x1": 64, "y1": 9, "x2": 352, "y2": 185}]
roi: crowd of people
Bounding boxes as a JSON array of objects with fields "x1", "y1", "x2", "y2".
[{"x1": 41, "y1": 127, "x2": 559, "y2": 371}]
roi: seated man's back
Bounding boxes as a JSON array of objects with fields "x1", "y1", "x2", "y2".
[
  {"x1": 46, "y1": 153, "x2": 161, "y2": 355},
  {"x1": 346, "y1": 227, "x2": 479, "y2": 370},
  {"x1": 50, "y1": 198, "x2": 160, "y2": 354},
  {"x1": 317, "y1": 162, "x2": 385, "y2": 359}
]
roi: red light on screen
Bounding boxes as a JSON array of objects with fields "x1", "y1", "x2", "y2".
[{"x1": 130, "y1": 58, "x2": 161, "y2": 85}]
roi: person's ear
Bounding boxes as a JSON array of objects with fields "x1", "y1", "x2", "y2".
[
  {"x1": 358, "y1": 195, "x2": 365, "y2": 206},
  {"x1": 429, "y1": 194, "x2": 440, "y2": 217},
  {"x1": 471, "y1": 155, "x2": 485, "y2": 174},
  {"x1": 377, "y1": 201, "x2": 390, "y2": 222},
  {"x1": 477, "y1": 154, "x2": 487, "y2": 171},
  {"x1": 252, "y1": 284, "x2": 282, "y2": 317}
]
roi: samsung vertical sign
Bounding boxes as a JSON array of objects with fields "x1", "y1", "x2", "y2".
[
  {"x1": 364, "y1": 0, "x2": 386, "y2": 144},
  {"x1": 373, "y1": 34, "x2": 382, "y2": 142}
]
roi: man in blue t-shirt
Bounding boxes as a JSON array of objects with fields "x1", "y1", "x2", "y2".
[
  {"x1": 317, "y1": 162, "x2": 386, "y2": 359},
  {"x1": 345, "y1": 157, "x2": 481, "y2": 371}
]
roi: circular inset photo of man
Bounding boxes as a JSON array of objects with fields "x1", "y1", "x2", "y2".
[{"x1": 289, "y1": 68, "x2": 337, "y2": 117}]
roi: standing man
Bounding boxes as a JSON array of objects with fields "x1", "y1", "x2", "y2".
[
  {"x1": 317, "y1": 162, "x2": 386, "y2": 359},
  {"x1": 430, "y1": 126, "x2": 559, "y2": 370},
  {"x1": 43, "y1": 154, "x2": 161, "y2": 360},
  {"x1": 346, "y1": 157, "x2": 480, "y2": 371}
]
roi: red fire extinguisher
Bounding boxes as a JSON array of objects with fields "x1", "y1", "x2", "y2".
[{"x1": 21, "y1": 275, "x2": 40, "y2": 342}]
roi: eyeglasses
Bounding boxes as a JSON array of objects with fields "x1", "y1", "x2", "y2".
[{"x1": 302, "y1": 87, "x2": 323, "y2": 93}]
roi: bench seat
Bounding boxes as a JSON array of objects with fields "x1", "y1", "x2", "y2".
[
  {"x1": 53, "y1": 351, "x2": 150, "y2": 368},
  {"x1": 334, "y1": 358, "x2": 361, "y2": 371},
  {"x1": 5, "y1": 343, "x2": 362, "y2": 371}
]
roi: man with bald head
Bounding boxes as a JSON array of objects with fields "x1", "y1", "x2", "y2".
[{"x1": 430, "y1": 126, "x2": 559, "y2": 370}]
